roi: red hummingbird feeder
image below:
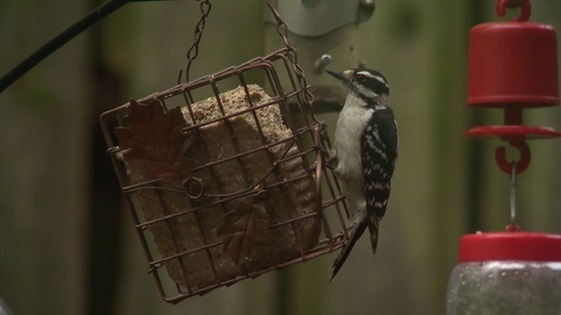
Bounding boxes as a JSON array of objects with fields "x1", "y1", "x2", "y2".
[
  {"x1": 447, "y1": 1, "x2": 561, "y2": 313},
  {"x1": 465, "y1": 0, "x2": 561, "y2": 174}
]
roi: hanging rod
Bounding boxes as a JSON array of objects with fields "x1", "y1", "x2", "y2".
[{"x1": 0, "y1": 0, "x2": 179, "y2": 93}]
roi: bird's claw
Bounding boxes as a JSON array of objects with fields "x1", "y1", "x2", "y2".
[{"x1": 318, "y1": 147, "x2": 337, "y2": 170}]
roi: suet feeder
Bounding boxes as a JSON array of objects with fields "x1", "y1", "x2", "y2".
[{"x1": 99, "y1": 0, "x2": 350, "y2": 304}]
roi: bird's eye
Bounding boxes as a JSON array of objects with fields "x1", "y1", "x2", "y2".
[{"x1": 355, "y1": 74, "x2": 367, "y2": 83}]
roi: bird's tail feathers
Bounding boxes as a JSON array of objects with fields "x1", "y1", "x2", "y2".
[
  {"x1": 366, "y1": 218, "x2": 380, "y2": 254},
  {"x1": 330, "y1": 221, "x2": 367, "y2": 282}
]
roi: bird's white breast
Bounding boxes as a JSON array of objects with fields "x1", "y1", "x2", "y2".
[{"x1": 334, "y1": 95, "x2": 373, "y2": 212}]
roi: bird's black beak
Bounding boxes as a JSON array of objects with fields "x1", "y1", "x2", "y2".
[
  {"x1": 326, "y1": 70, "x2": 344, "y2": 82},
  {"x1": 326, "y1": 69, "x2": 354, "y2": 84}
]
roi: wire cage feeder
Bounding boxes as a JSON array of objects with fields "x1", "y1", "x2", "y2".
[{"x1": 99, "y1": 1, "x2": 348, "y2": 304}]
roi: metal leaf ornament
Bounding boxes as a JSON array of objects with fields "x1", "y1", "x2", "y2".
[
  {"x1": 114, "y1": 99, "x2": 191, "y2": 185},
  {"x1": 217, "y1": 192, "x2": 273, "y2": 265}
]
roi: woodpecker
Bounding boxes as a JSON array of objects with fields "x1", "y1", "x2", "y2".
[{"x1": 326, "y1": 68, "x2": 398, "y2": 280}]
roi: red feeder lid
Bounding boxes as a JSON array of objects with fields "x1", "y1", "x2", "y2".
[
  {"x1": 459, "y1": 231, "x2": 561, "y2": 262},
  {"x1": 467, "y1": 22, "x2": 559, "y2": 107}
]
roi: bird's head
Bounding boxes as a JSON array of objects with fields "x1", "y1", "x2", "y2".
[{"x1": 327, "y1": 68, "x2": 390, "y2": 108}]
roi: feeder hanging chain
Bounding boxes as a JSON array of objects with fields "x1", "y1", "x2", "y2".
[
  {"x1": 267, "y1": 1, "x2": 315, "y2": 107},
  {"x1": 180, "y1": 0, "x2": 316, "y2": 113},
  {"x1": 180, "y1": 0, "x2": 212, "y2": 84}
]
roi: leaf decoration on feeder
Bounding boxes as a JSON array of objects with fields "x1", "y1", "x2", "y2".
[
  {"x1": 114, "y1": 99, "x2": 192, "y2": 185},
  {"x1": 217, "y1": 192, "x2": 273, "y2": 265}
]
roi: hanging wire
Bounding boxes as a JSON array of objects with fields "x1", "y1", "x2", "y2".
[
  {"x1": 509, "y1": 161, "x2": 517, "y2": 226},
  {"x1": 506, "y1": 160, "x2": 522, "y2": 232},
  {"x1": 178, "y1": 0, "x2": 212, "y2": 84},
  {"x1": 178, "y1": 0, "x2": 317, "y2": 116},
  {"x1": 266, "y1": 0, "x2": 316, "y2": 110}
]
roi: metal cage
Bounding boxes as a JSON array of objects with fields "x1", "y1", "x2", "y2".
[{"x1": 99, "y1": 48, "x2": 349, "y2": 303}]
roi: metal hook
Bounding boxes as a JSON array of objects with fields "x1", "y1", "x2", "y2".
[
  {"x1": 495, "y1": 140, "x2": 531, "y2": 174},
  {"x1": 496, "y1": 0, "x2": 531, "y2": 21}
]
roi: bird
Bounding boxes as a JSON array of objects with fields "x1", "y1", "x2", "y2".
[{"x1": 326, "y1": 68, "x2": 398, "y2": 280}]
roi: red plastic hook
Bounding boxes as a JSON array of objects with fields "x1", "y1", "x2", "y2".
[
  {"x1": 495, "y1": 140, "x2": 531, "y2": 174},
  {"x1": 496, "y1": 0, "x2": 531, "y2": 21}
]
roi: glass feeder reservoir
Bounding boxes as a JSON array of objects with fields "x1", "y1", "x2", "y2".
[{"x1": 446, "y1": 231, "x2": 561, "y2": 314}]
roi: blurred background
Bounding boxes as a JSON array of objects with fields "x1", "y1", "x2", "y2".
[{"x1": 1, "y1": 0, "x2": 561, "y2": 314}]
